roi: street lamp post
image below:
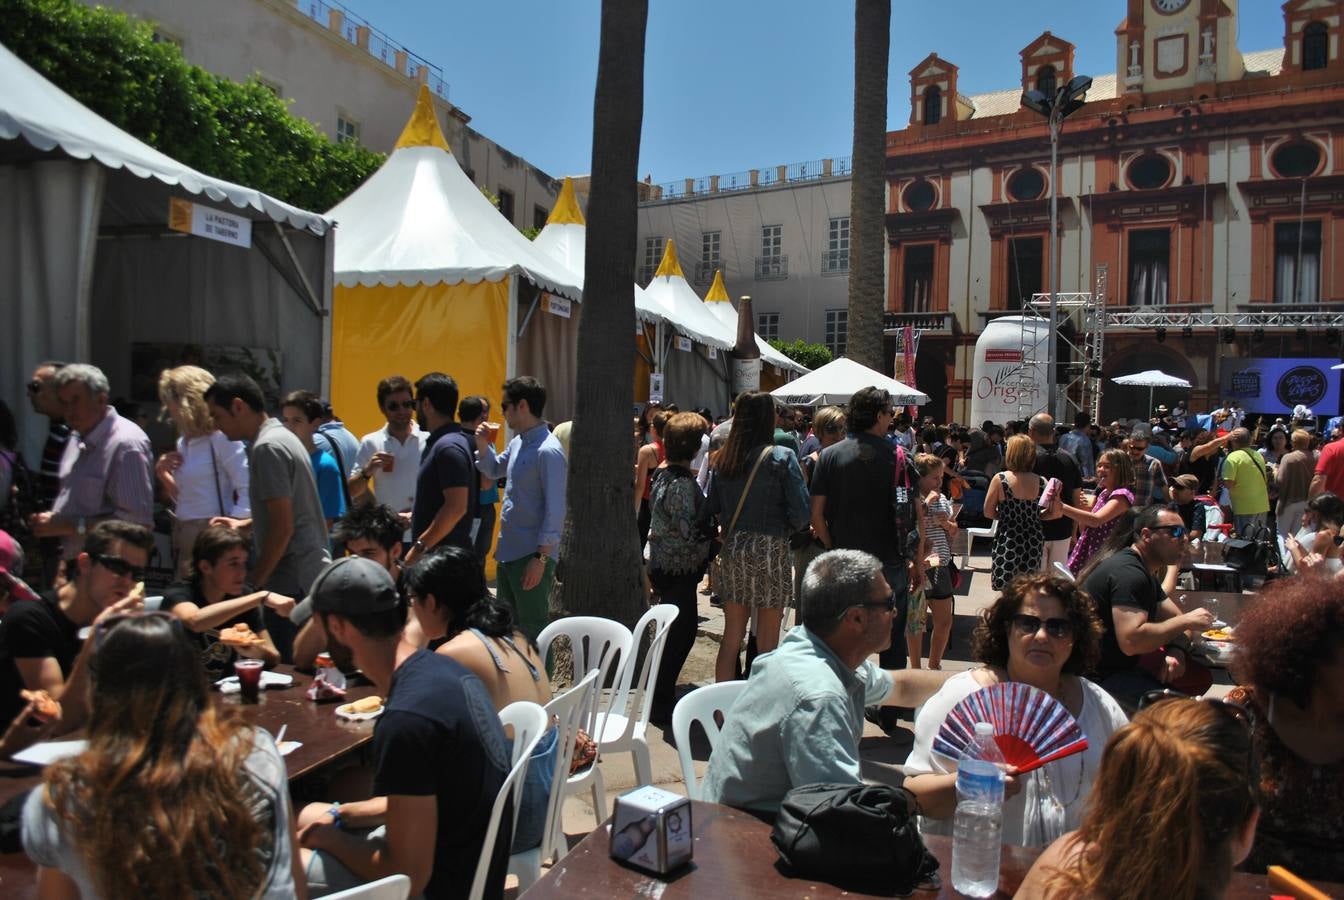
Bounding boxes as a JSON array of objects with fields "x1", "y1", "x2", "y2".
[{"x1": 1023, "y1": 75, "x2": 1091, "y2": 419}]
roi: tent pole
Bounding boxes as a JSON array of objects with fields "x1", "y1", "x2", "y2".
[{"x1": 272, "y1": 222, "x2": 323, "y2": 314}]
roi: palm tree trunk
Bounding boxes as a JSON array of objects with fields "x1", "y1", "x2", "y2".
[
  {"x1": 555, "y1": 0, "x2": 649, "y2": 628},
  {"x1": 846, "y1": 0, "x2": 890, "y2": 371}
]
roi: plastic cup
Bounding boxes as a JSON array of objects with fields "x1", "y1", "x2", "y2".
[
  {"x1": 235, "y1": 659, "x2": 264, "y2": 703},
  {"x1": 382, "y1": 454, "x2": 395, "y2": 473},
  {"x1": 482, "y1": 422, "x2": 501, "y2": 443}
]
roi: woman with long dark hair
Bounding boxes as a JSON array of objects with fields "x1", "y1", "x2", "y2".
[
  {"x1": 1017, "y1": 698, "x2": 1260, "y2": 899},
  {"x1": 703, "y1": 391, "x2": 809, "y2": 683},
  {"x1": 22, "y1": 613, "x2": 302, "y2": 898}
]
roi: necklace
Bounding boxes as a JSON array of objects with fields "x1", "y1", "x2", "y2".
[{"x1": 1038, "y1": 753, "x2": 1087, "y2": 808}]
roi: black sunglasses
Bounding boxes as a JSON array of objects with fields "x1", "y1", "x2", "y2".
[
  {"x1": 26, "y1": 380, "x2": 44, "y2": 394},
  {"x1": 1011, "y1": 613, "x2": 1074, "y2": 639},
  {"x1": 385, "y1": 400, "x2": 416, "y2": 411},
  {"x1": 91, "y1": 553, "x2": 147, "y2": 581},
  {"x1": 1150, "y1": 524, "x2": 1188, "y2": 539},
  {"x1": 841, "y1": 591, "x2": 898, "y2": 617}
]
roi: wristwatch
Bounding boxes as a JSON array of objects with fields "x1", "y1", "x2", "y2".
[{"x1": 327, "y1": 803, "x2": 343, "y2": 829}]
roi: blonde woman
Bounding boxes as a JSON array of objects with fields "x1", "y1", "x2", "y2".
[{"x1": 156, "y1": 366, "x2": 250, "y2": 578}]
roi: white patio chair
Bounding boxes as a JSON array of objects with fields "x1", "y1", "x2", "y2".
[
  {"x1": 508, "y1": 668, "x2": 599, "y2": 890},
  {"x1": 1052, "y1": 561, "x2": 1076, "y2": 583},
  {"x1": 321, "y1": 874, "x2": 411, "y2": 899},
  {"x1": 671, "y1": 681, "x2": 748, "y2": 800},
  {"x1": 537, "y1": 616, "x2": 634, "y2": 828},
  {"x1": 467, "y1": 700, "x2": 548, "y2": 900},
  {"x1": 960, "y1": 519, "x2": 998, "y2": 570},
  {"x1": 595, "y1": 604, "x2": 679, "y2": 789}
]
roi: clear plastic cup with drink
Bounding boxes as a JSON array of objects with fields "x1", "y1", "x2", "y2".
[{"x1": 235, "y1": 659, "x2": 264, "y2": 702}]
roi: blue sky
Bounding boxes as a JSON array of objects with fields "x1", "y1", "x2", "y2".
[{"x1": 353, "y1": 1, "x2": 1286, "y2": 183}]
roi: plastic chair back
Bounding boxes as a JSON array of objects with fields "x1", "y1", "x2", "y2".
[
  {"x1": 321, "y1": 874, "x2": 411, "y2": 900},
  {"x1": 671, "y1": 681, "x2": 748, "y2": 800},
  {"x1": 537, "y1": 616, "x2": 633, "y2": 735},
  {"x1": 468, "y1": 700, "x2": 548, "y2": 900},
  {"x1": 536, "y1": 668, "x2": 598, "y2": 864},
  {"x1": 605, "y1": 605, "x2": 678, "y2": 742}
]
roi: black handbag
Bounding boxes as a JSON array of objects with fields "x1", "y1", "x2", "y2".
[
  {"x1": 1224, "y1": 523, "x2": 1279, "y2": 576},
  {"x1": 771, "y1": 782, "x2": 940, "y2": 896},
  {"x1": 926, "y1": 561, "x2": 956, "y2": 599}
]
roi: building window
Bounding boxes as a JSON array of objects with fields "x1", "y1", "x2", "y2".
[
  {"x1": 902, "y1": 245, "x2": 935, "y2": 313},
  {"x1": 923, "y1": 86, "x2": 942, "y2": 125},
  {"x1": 758, "y1": 312, "x2": 780, "y2": 342},
  {"x1": 336, "y1": 115, "x2": 360, "y2": 144},
  {"x1": 533, "y1": 205, "x2": 548, "y2": 230},
  {"x1": 1007, "y1": 237, "x2": 1044, "y2": 310},
  {"x1": 696, "y1": 231, "x2": 721, "y2": 283},
  {"x1": 756, "y1": 225, "x2": 787, "y2": 279},
  {"x1": 1128, "y1": 228, "x2": 1170, "y2": 306},
  {"x1": 1127, "y1": 153, "x2": 1172, "y2": 191},
  {"x1": 640, "y1": 236, "x2": 664, "y2": 284},
  {"x1": 1271, "y1": 141, "x2": 1322, "y2": 178},
  {"x1": 825, "y1": 309, "x2": 848, "y2": 358},
  {"x1": 1275, "y1": 221, "x2": 1322, "y2": 303},
  {"x1": 1303, "y1": 22, "x2": 1329, "y2": 71},
  {"x1": 824, "y1": 217, "x2": 850, "y2": 273},
  {"x1": 904, "y1": 180, "x2": 937, "y2": 212},
  {"x1": 1007, "y1": 167, "x2": 1046, "y2": 202},
  {"x1": 497, "y1": 188, "x2": 515, "y2": 224},
  {"x1": 1035, "y1": 65, "x2": 1057, "y2": 98}
]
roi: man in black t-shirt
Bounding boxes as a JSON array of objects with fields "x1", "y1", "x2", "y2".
[
  {"x1": 297, "y1": 558, "x2": 508, "y2": 900},
  {"x1": 0, "y1": 520, "x2": 152, "y2": 736},
  {"x1": 1029, "y1": 414, "x2": 1082, "y2": 572},
  {"x1": 1080, "y1": 505, "x2": 1214, "y2": 711},
  {"x1": 406, "y1": 373, "x2": 478, "y2": 567}
]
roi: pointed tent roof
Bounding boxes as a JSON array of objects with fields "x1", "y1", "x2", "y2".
[
  {"x1": 531, "y1": 177, "x2": 666, "y2": 327},
  {"x1": 771, "y1": 357, "x2": 929, "y2": 406},
  {"x1": 327, "y1": 85, "x2": 581, "y2": 298},
  {"x1": 640, "y1": 242, "x2": 734, "y2": 351},
  {"x1": 702, "y1": 271, "x2": 806, "y2": 374}
]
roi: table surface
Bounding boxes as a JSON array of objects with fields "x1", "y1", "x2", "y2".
[
  {"x1": 0, "y1": 666, "x2": 380, "y2": 900},
  {"x1": 521, "y1": 800, "x2": 1342, "y2": 899}
]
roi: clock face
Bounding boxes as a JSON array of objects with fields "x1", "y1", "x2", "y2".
[{"x1": 1153, "y1": 0, "x2": 1190, "y2": 12}]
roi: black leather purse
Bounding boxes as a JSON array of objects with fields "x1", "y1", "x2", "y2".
[
  {"x1": 1224, "y1": 523, "x2": 1279, "y2": 576},
  {"x1": 771, "y1": 783, "x2": 940, "y2": 896}
]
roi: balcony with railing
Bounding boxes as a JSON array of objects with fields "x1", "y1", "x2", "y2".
[
  {"x1": 694, "y1": 261, "x2": 720, "y2": 284},
  {"x1": 821, "y1": 250, "x2": 850, "y2": 275},
  {"x1": 755, "y1": 256, "x2": 789, "y2": 281},
  {"x1": 884, "y1": 311, "x2": 955, "y2": 333},
  {"x1": 645, "y1": 155, "x2": 852, "y2": 202},
  {"x1": 295, "y1": 0, "x2": 450, "y2": 99}
]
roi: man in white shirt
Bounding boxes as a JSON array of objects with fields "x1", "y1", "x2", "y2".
[{"x1": 349, "y1": 376, "x2": 425, "y2": 547}]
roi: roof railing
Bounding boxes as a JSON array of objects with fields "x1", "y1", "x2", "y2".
[
  {"x1": 646, "y1": 155, "x2": 852, "y2": 201},
  {"x1": 295, "y1": 0, "x2": 450, "y2": 100}
]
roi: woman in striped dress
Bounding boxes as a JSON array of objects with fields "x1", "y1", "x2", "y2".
[{"x1": 908, "y1": 453, "x2": 957, "y2": 669}]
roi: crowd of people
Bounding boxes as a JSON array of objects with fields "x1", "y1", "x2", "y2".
[{"x1": 0, "y1": 361, "x2": 1341, "y2": 897}]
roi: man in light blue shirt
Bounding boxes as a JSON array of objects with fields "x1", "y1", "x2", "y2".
[
  {"x1": 1058, "y1": 413, "x2": 1096, "y2": 481},
  {"x1": 701, "y1": 549, "x2": 950, "y2": 817},
  {"x1": 473, "y1": 376, "x2": 566, "y2": 639}
]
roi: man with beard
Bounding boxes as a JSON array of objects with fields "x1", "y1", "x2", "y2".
[
  {"x1": 1080, "y1": 505, "x2": 1216, "y2": 711},
  {"x1": 296, "y1": 557, "x2": 509, "y2": 900},
  {"x1": 404, "y1": 373, "x2": 477, "y2": 567}
]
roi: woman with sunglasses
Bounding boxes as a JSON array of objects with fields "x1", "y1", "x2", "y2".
[
  {"x1": 1058, "y1": 447, "x2": 1136, "y2": 575},
  {"x1": 22, "y1": 613, "x2": 303, "y2": 898},
  {"x1": 1222, "y1": 578, "x2": 1344, "y2": 882},
  {"x1": 155, "y1": 366, "x2": 251, "y2": 579},
  {"x1": 162, "y1": 525, "x2": 295, "y2": 677},
  {"x1": 905, "y1": 574, "x2": 1125, "y2": 847},
  {"x1": 1017, "y1": 698, "x2": 1260, "y2": 899}
]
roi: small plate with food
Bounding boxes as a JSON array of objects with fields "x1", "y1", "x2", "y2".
[
  {"x1": 219, "y1": 623, "x2": 267, "y2": 647},
  {"x1": 335, "y1": 696, "x2": 385, "y2": 721},
  {"x1": 1202, "y1": 628, "x2": 1235, "y2": 642}
]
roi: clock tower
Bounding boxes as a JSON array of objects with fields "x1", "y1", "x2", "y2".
[{"x1": 1115, "y1": 0, "x2": 1246, "y2": 95}]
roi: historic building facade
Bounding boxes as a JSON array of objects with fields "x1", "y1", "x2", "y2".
[{"x1": 889, "y1": 0, "x2": 1344, "y2": 422}]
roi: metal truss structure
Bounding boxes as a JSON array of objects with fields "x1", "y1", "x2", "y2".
[
  {"x1": 1103, "y1": 309, "x2": 1344, "y2": 329},
  {"x1": 1023, "y1": 265, "x2": 1108, "y2": 422}
]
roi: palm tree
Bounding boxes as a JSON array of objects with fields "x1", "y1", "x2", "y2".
[
  {"x1": 555, "y1": 0, "x2": 650, "y2": 628},
  {"x1": 846, "y1": 0, "x2": 890, "y2": 371}
]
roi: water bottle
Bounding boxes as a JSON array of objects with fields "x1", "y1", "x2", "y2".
[{"x1": 951, "y1": 721, "x2": 1007, "y2": 898}]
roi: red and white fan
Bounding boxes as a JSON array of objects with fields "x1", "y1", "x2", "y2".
[{"x1": 933, "y1": 682, "x2": 1088, "y2": 774}]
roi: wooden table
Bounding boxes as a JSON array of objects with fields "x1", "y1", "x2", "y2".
[
  {"x1": 0, "y1": 666, "x2": 381, "y2": 900},
  {"x1": 521, "y1": 800, "x2": 1341, "y2": 899}
]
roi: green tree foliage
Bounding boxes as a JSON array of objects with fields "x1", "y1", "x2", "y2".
[
  {"x1": 0, "y1": 0, "x2": 384, "y2": 212},
  {"x1": 769, "y1": 339, "x2": 832, "y2": 371}
]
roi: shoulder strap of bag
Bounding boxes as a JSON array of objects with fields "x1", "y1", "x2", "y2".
[
  {"x1": 893, "y1": 445, "x2": 910, "y2": 488},
  {"x1": 725, "y1": 446, "x2": 773, "y2": 538},
  {"x1": 323, "y1": 433, "x2": 354, "y2": 510},
  {"x1": 207, "y1": 439, "x2": 227, "y2": 517}
]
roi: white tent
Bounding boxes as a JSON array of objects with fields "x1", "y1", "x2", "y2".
[
  {"x1": 702, "y1": 270, "x2": 807, "y2": 376},
  {"x1": 0, "y1": 41, "x2": 333, "y2": 465},
  {"x1": 771, "y1": 357, "x2": 929, "y2": 406},
  {"x1": 325, "y1": 87, "x2": 584, "y2": 433},
  {"x1": 1112, "y1": 369, "x2": 1193, "y2": 418}
]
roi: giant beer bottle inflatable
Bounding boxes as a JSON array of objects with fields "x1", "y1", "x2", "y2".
[
  {"x1": 970, "y1": 316, "x2": 1050, "y2": 426},
  {"x1": 731, "y1": 294, "x2": 762, "y2": 395}
]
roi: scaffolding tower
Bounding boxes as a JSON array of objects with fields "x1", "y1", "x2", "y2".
[{"x1": 1018, "y1": 264, "x2": 1107, "y2": 422}]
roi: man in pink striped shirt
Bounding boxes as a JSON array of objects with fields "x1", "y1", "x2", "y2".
[{"x1": 29, "y1": 364, "x2": 154, "y2": 562}]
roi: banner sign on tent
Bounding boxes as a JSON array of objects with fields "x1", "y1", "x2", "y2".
[
  {"x1": 168, "y1": 197, "x2": 252, "y2": 248},
  {"x1": 649, "y1": 372, "x2": 664, "y2": 404},
  {"x1": 893, "y1": 326, "x2": 921, "y2": 416},
  {"x1": 674, "y1": 336, "x2": 692, "y2": 352},
  {"x1": 1219, "y1": 357, "x2": 1340, "y2": 415},
  {"x1": 708, "y1": 347, "x2": 717, "y2": 359},
  {"x1": 541, "y1": 295, "x2": 571, "y2": 319}
]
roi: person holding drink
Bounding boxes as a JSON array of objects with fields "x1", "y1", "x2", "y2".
[{"x1": 1059, "y1": 448, "x2": 1135, "y2": 575}]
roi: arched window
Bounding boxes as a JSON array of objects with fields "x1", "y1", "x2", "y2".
[
  {"x1": 1036, "y1": 65, "x2": 1057, "y2": 98},
  {"x1": 1303, "y1": 22, "x2": 1329, "y2": 71},
  {"x1": 923, "y1": 86, "x2": 942, "y2": 125}
]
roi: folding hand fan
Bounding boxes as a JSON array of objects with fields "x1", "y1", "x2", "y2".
[{"x1": 932, "y1": 682, "x2": 1088, "y2": 774}]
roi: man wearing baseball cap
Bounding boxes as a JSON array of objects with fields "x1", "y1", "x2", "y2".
[
  {"x1": 296, "y1": 557, "x2": 509, "y2": 900},
  {"x1": 1169, "y1": 474, "x2": 1206, "y2": 541},
  {"x1": 0, "y1": 530, "x2": 40, "y2": 613}
]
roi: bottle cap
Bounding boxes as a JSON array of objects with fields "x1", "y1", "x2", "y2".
[{"x1": 974, "y1": 722, "x2": 995, "y2": 737}]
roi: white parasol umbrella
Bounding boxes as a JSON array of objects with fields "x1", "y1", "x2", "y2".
[
  {"x1": 770, "y1": 357, "x2": 929, "y2": 406},
  {"x1": 1112, "y1": 369, "x2": 1193, "y2": 418}
]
